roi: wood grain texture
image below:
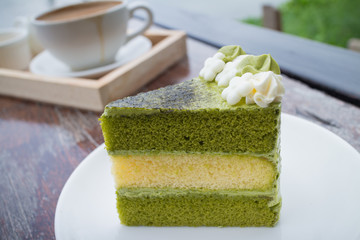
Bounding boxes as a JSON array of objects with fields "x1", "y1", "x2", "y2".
[
  {"x1": 138, "y1": 0, "x2": 360, "y2": 105},
  {"x1": 0, "y1": 100, "x2": 103, "y2": 240},
  {"x1": 0, "y1": 31, "x2": 360, "y2": 240}
]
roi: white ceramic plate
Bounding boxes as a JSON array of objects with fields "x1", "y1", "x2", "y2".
[
  {"x1": 55, "y1": 114, "x2": 360, "y2": 240},
  {"x1": 30, "y1": 36, "x2": 152, "y2": 78}
]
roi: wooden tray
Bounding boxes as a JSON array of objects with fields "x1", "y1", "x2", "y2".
[{"x1": 0, "y1": 30, "x2": 187, "y2": 111}]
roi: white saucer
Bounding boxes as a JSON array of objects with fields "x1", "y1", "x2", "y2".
[
  {"x1": 30, "y1": 36, "x2": 152, "y2": 78},
  {"x1": 55, "y1": 114, "x2": 360, "y2": 240}
]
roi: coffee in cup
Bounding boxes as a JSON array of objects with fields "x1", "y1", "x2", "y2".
[{"x1": 37, "y1": 1, "x2": 121, "y2": 22}]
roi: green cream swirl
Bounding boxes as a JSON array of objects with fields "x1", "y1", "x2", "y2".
[
  {"x1": 198, "y1": 45, "x2": 284, "y2": 107},
  {"x1": 199, "y1": 46, "x2": 281, "y2": 85}
]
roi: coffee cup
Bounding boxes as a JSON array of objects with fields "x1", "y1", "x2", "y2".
[
  {"x1": 31, "y1": 1, "x2": 153, "y2": 70},
  {"x1": 0, "y1": 28, "x2": 32, "y2": 70}
]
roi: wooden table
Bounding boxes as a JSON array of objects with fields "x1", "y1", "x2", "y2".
[{"x1": 1, "y1": 22, "x2": 360, "y2": 240}]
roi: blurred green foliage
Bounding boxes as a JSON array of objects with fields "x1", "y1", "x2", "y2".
[
  {"x1": 242, "y1": 0, "x2": 360, "y2": 48},
  {"x1": 242, "y1": 17, "x2": 263, "y2": 26}
]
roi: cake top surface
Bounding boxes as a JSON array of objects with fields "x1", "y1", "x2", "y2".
[
  {"x1": 104, "y1": 46, "x2": 284, "y2": 116},
  {"x1": 104, "y1": 79, "x2": 281, "y2": 116},
  {"x1": 106, "y1": 79, "x2": 221, "y2": 109}
]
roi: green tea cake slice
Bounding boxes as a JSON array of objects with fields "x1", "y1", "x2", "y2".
[{"x1": 100, "y1": 45, "x2": 284, "y2": 227}]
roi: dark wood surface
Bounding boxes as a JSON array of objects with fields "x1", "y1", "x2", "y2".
[
  {"x1": 138, "y1": 0, "x2": 360, "y2": 106},
  {"x1": 1, "y1": 23, "x2": 360, "y2": 240}
]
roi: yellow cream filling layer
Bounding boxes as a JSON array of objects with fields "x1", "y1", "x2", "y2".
[{"x1": 111, "y1": 154, "x2": 276, "y2": 190}]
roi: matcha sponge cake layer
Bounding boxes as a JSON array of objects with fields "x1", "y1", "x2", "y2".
[
  {"x1": 117, "y1": 188, "x2": 281, "y2": 227},
  {"x1": 100, "y1": 46, "x2": 284, "y2": 227},
  {"x1": 101, "y1": 80, "x2": 281, "y2": 155}
]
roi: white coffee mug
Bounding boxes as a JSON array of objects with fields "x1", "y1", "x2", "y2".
[
  {"x1": 0, "y1": 28, "x2": 32, "y2": 70},
  {"x1": 31, "y1": 0, "x2": 153, "y2": 70}
]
